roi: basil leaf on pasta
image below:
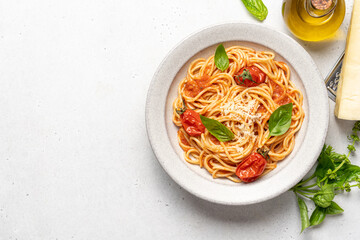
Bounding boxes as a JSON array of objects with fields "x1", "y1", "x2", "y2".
[
  {"x1": 241, "y1": 0, "x2": 268, "y2": 21},
  {"x1": 200, "y1": 115, "x2": 234, "y2": 142},
  {"x1": 214, "y1": 44, "x2": 229, "y2": 72},
  {"x1": 269, "y1": 103, "x2": 293, "y2": 137}
]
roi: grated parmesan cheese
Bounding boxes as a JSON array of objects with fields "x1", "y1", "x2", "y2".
[
  {"x1": 235, "y1": 146, "x2": 244, "y2": 153},
  {"x1": 219, "y1": 93, "x2": 261, "y2": 142},
  {"x1": 235, "y1": 123, "x2": 256, "y2": 140},
  {"x1": 220, "y1": 98, "x2": 262, "y2": 124}
]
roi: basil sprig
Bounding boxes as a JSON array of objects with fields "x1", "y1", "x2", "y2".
[
  {"x1": 241, "y1": 0, "x2": 268, "y2": 21},
  {"x1": 268, "y1": 103, "x2": 293, "y2": 137},
  {"x1": 200, "y1": 115, "x2": 234, "y2": 142},
  {"x1": 292, "y1": 121, "x2": 360, "y2": 232},
  {"x1": 214, "y1": 44, "x2": 229, "y2": 72}
]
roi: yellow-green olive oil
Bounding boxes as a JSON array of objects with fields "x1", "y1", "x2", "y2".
[{"x1": 282, "y1": 0, "x2": 346, "y2": 41}]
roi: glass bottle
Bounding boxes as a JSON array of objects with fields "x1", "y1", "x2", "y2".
[{"x1": 282, "y1": 0, "x2": 346, "y2": 41}]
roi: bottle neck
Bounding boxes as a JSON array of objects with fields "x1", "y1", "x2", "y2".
[{"x1": 305, "y1": 0, "x2": 337, "y2": 18}]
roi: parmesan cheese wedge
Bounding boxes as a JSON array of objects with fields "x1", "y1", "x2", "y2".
[{"x1": 335, "y1": 0, "x2": 360, "y2": 120}]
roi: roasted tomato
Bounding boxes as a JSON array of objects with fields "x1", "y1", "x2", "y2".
[
  {"x1": 234, "y1": 66, "x2": 266, "y2": 87},
  {"x1": 180, "y1": 109, "x2": 205, "y2": 137},
  {"x1": 235, "y1": 152, "x2": 267, "y2": 182}
]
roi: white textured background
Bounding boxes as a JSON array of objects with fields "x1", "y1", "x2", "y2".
[{"x1": 0, "y1": 0, "x2": 358, "y2": 239}]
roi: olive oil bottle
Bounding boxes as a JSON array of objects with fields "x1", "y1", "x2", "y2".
[{"x1": 282, "y1": 0, "x2": 346, "y2": 41}]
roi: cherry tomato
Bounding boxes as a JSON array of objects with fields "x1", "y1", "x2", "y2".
[
  {"x1": 235, "y1": 152, "x2": 267, "y2": 183},
  {"x1": 180, "y1": 109, "x2": 205, "y2": 137},
  {"x1": 234, "y1": 66, "x2": 266, "y2": 87}
]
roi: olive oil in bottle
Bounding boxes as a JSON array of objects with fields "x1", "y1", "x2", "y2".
[{"x1": 282, "y1": 0, "x2": 346, "y2": 41}]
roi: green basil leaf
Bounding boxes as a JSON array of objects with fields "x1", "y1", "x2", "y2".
[
  {"x1": 325, "y1": 201, "x2": 344, "y2": 215},
  {"x1": 312, "y1": 184, "x2": 335, "y2": 208},
  {"x1": 329, "y1": 152, "x2": 348, "y2": 163},
  {"x1": 348, "y1": 144, "x2": 356, "y2": 153},
  {"x1": 214, "y1": 44, "x2": 229, "y2": 72},
  {"x1": 336, "y1": 164, "x2": 360, "y2": 186},
  {"x1": 241, "y1": 0, "x2": 268, "y2": 21},
  {"x1": 200, "y1": 115, "x2": 234, "y2": 142},
  {"x1": 269, "y1": 103, "x2": 293, "y2": 137},
  {"x1": 297, "y1": 196, "x2": 310, "y2": 233},
  {"x1": 353, "y1": 121, "x2": 360, "y2": 131},
  {"x1": 310, "y1": 206, "x2": 326, "y2": 226},
  {"x1": 315, "y1": 145, "x2": 336, "y2": 180}
]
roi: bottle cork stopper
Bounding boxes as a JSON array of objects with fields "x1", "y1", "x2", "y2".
[{"x1": 311, "y1": 0, "x2": 333, "y2": 10}]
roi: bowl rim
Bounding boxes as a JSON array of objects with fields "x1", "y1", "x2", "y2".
[{"x1": 145, "y1": 22, "x2": 329, "y2": 205}]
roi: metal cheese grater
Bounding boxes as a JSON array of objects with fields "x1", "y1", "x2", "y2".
[{"x1": 325, "y1": 52, "x2": 345, "y2": 101}]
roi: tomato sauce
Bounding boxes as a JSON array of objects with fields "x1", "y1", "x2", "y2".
[
  {"x1": 210, "y1": 135, "x2": 220, "y2": 145},
  {"x1": 257, "y1": 104, "x2": 267, "y2": 113},
  {"x1": 271, "y1": 81, "x2": 284, "y2": 100},
  {"x1": 184, "y1": 75, "x2": 211, "y2": 97},
  {"x1": 270, "y1": 80, "x2": 292, "y2": 105},
  {"x1": 277, "y1": 96, "x2": 292, "y2": 105},
  {"x1": 179, "y1": 131, "x2": 190, "y2": 146}
]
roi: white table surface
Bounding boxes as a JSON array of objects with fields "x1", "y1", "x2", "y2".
[{"x1": 0, "y1": 0, "x2": 359, "y2": 239}]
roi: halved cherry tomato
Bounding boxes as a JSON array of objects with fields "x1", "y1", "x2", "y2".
[
  {"x1": 180, "y1": 109, "x2": 205, "y2": 137},
  {"x1": 234, "y1": 66, "x2": 266, "y2": 87},
  {"x1": 235, "y1": 152, "x2": 267, "y2": 183}
]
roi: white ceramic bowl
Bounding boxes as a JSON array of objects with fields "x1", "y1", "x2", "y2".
[{"x1": 146, "y1": 23, "x2": 329, "y2": 205}]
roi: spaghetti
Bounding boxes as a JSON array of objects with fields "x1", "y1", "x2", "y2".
[{"x1": 172, "y1": 45, "x2": 304, "y2": 183}]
